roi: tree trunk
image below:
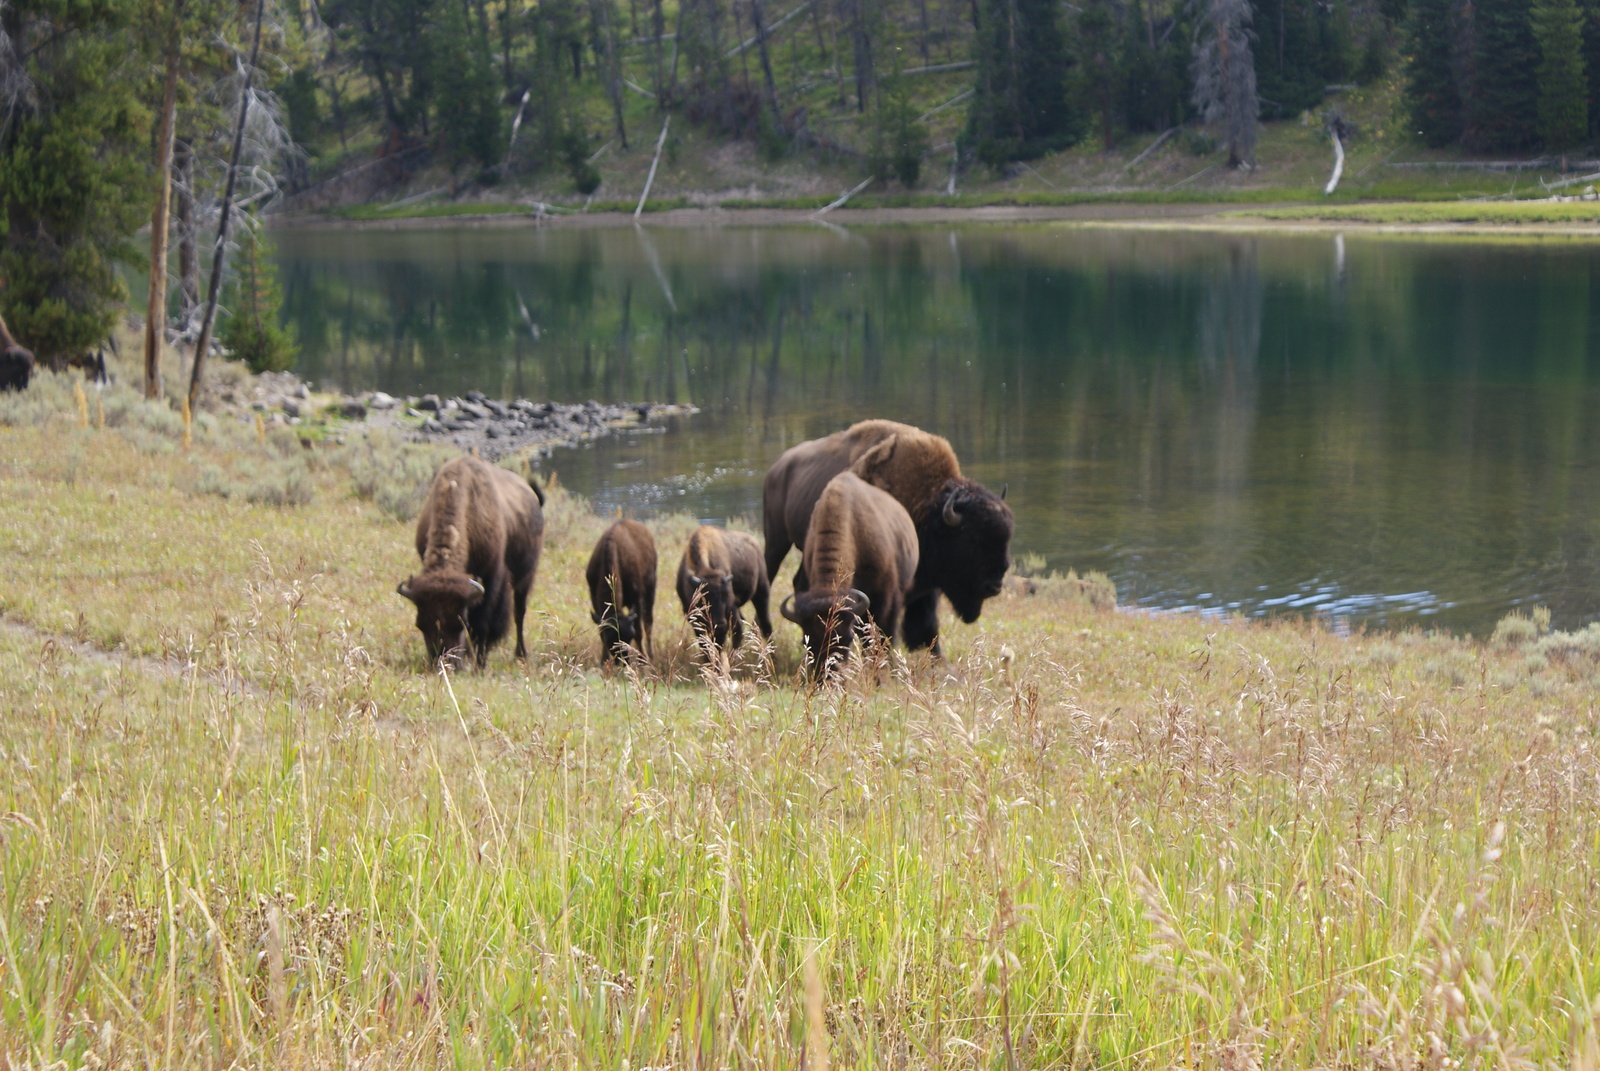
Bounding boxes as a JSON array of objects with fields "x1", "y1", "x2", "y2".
[
  {"x1": 144, "y1": 16, "x2": 183, "y2": 400},
  {"x1": 750, "y1": 0, "x2": 784, "y2": 128},
  {"x1": 652, "y1": 0, "x2": 666, "y2": 101},
  {"x1": 189, "y1": 0, "x2": 267, "y2": 411},
  {"x1": 591, "y1": 0, "x2": 629, "y2": 147},
  {"x1": 175, "y1": 139, "x2": 198, "y2": 324}
]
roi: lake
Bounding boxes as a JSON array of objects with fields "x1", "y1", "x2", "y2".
[{"x1": 276, "y1": 221, "x2": 1600, "y2": 635}]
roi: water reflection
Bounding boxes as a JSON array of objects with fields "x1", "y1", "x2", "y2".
[{"x1": 277, "y1": 224, "x2": 1600, "y2": 634}]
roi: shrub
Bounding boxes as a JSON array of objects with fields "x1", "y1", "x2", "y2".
[{"x1": 332, "y1": 431, "x2": 453, "y2": 522}]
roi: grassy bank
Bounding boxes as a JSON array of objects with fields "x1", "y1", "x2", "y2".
[
  {"x1": 1237, "y1": 200, "x2": 1600, "y2": 225},
  {"x1": 2, "y1": 364, "x2": 1599, "y2": 1069}
]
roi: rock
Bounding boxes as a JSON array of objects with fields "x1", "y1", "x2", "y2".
[
  {"x1": 281, "y1": 399, "x2": 301, "y2": 418},
  {"x1": 484, "y1": 399, "x2": 508, "y2": 418},
  {"x1": 418, "y1": 394, "x2": 442, "y2": 412},
  {"x1": 441, "y1": 418, "x2": 468, "y2": 432},
  {"x1": 369, "y1": 391, "x2": 398, "y2": 410},
  {"x1": 484, "y1": 424, "x2": 502, "y2": 439},
  {"x1": 405, "y1": 407, "x2": 424, "y2": 418},
  {"x1": 635, "y1": 404, "x2": 652, "y2": 419},
  {"x1": 585, "y1": 399, "x2": 601, "y2": 410},
  {"x1": 465, "y1": 390, "x2": 488, "y2": 404},
  {"x1": 340, "y1": 400, "x2": 368, "y2": 419},
  {"x1": 458, "y1": 402, "x2": 488, "y2": 420},
  {"x1": 421, "y1": 419, "x2": 443, "y2": 434},
  {"x1": 513, "y1": 399, "x2": 537, "y2": 413},
  {"x1": 295, "y1": 383, "x2": 310, "y2": 399}
]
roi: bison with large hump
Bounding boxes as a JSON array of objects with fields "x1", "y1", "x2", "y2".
[
  {"x1": 397, "y1": 455, "x2": 546, "y2": 668},
  {"x1": 586, "y1": 519, "x2": 658, "y2": 665},
  {"x1": 763, "y1": 420, "x2": 1013, "y2": 655},
  {"x1": 779, "y1": 471, "x2": 918, "y2": 678},
  {"x1": 676, "y1": 525, "x2": 773, "y2": 655}
]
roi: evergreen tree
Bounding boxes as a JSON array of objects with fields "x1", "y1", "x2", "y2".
[
  {"x1": 1467, "y1": 0, "x2": 1541, "y2": 150},
  {"x1": 964, "y1": 0, "x2": 1081, "y2": 164},
  {"x1": 869, "y1": 71, "x2": 931, "y2": 186},
  {"x1": 1532, "y1": 0, "x2": 1588, "y2": 151},
  {"x1": 0, "y1": 0, "x2": 152, "y2": 365},
  {"x1": 1192, "y1": 0, "x2": 1258, "y2": 167},
  {"x1": 1404, "y1": 0, "x2": 1465, "y2": 144},
  {"x1": 219, "y1": 219, "x2": 296, "y2": 374},
  {"x1": 432, "y1": 0, "x2": 505, "y2": 168},
  {"x1": 1120, "y1": 0, "x2": 1193, "y2": 133}
]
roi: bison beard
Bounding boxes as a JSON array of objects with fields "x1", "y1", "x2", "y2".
[{"x1": 904, "y1": 480, "x2": 1014, "y2": 651}]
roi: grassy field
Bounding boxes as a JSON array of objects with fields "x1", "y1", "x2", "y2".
[
  {"x1": 1236, "y1": 201, "x2": 1600, "y2": 225},
  {"x1": 2, "y1": 362, "x2": 1600, "y2": 1069}
]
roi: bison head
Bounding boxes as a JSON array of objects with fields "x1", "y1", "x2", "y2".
[
  {"x1": 782, "y1": 588, "x2": 870, "y2": 678},
  {"x1": 591, "y1": 601, "x2": 643, "y2": 663},
  {"x1": 917, "y1": 481, "x2": 1014, "y2": 623},
  {"x1": 398, "y1": 571, "x2": 486, "y2": 669},
  {"x1": 685, "y1": 571, "x2": 738, "y2": 649}
]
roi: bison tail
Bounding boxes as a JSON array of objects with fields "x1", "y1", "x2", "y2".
[{"x1": 528, "y1": 475, "x2": 546, "y2": 506}]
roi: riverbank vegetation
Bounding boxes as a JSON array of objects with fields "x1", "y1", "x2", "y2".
[
  {"x1": 13, "y1": 0, "x2": 1600, "y2": 376},
  {"x1": 2, "y1": 334, "x2": 1599, "y2": 1068}
]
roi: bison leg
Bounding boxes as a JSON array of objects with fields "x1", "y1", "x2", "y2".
[
  {"x1": 751, "y1": 577, "x2": 773, "y2": 639},
  {"x1": 901, "y1": 589, "x2": 942, "y2": 655},
  {"x1": 513, "y1": 583, "x2": 530, "y2": 660}
]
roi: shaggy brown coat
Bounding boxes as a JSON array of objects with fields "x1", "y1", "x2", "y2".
[
  {"x1": 398, "y1": 455, "x2": 545, "y2": 667},
  {"x1": 762, "y1": 420, "x2": 1013, "y2": 654},
  {"x1": 675, "y1": 526, "x2": 773, "y2": 653},
  {"x1": 586, "y1": 520, "x2": 658, "y2": 664},
  {"x1": 0, "y1": 312, "x2": 35, "y2": 392},
  {"x1": 779, "y1": 472, "x2": 918, "y2": 678}
]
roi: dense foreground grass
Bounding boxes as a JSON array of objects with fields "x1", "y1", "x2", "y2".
[{"x1": 2, "y1": 367, "x2": 1599, "y2": 1069}]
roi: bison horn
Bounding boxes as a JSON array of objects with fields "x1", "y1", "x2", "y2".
[
  {"x1": 397, "y1": 579, "x2": 415, "y2": 601},
  {"x1": 689, "y1": 573, "x2": 701, "y2": 586},
  {"x1": 466, "y1": 577, "x2": 486, "y2": 604},
  {"x1": 845, "y1": 588, "x2": 870, "y2": 613},
  {"x1": 942, "y1": 493, "x2": 964, "y2": 527},
  {"x1": 779, "y1": 594, "x2": 799, "y2": 622}
]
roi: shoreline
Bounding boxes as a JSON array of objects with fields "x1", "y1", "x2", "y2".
[{"x1": 269, "y1": 200, "x2": 1600, "y2": 237}]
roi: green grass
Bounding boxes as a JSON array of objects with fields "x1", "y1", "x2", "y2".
[
  {"x1": 1237, "y1": 199, "x2": 1600, "y2": 224},
  {"x1": 3, "y1": 360, "x2": 1600, "y2": 1068}
]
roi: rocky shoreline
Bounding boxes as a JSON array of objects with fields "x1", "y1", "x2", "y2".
[{"x1": 242, "y1": 371, "x2": 694, "y2": 461}]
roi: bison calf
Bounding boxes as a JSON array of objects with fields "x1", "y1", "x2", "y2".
[
  {"x1": 779, "y1": 472, "x2": 918, "y2": 679},
  {"x1": 398, "y1": 455, "x2": 545, "y2": 668},
  {"x1": 676, "y1": 525, "x2": 773, "y2": 655},
  {"x1": 587, "y1": 519, "x2": 657, "y2": 665}
]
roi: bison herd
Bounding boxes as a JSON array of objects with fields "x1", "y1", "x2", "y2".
[{"x1": 398, "y1": 419, "x2": 1014, "y2": 679}]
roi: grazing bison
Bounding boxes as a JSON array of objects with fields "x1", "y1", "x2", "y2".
[
  {"x1": 0, "y1": 313, "x2": 35, "y2": 392},
  {"x1": 586, "y1": 519, "x2": 657, "y2": 665},
  {"x1": 398, "y1": 455, "x2": 546, "y2": 668},
  {"x1": 762, "y1": 420, "x2": 1013, "y2": 655},
  {"x1": 779, "y1": 472, "x2": 918, "y2": 678},
  {"x1": 676, "y1": 525, "x2": 773, "y2": 654}
]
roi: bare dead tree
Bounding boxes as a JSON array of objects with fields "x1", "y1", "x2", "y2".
[
  {"x1": 1192, "y1": 0, "x2": 1257, "y2": 167},
  {"x1": 144, "y1": 0, "x2": 187, "y2": 399},
  {"x1": 189, "y1": 0, "x2": 268, "y2": 410}
]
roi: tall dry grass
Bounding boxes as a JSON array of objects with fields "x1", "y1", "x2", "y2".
[{"x1": 0, "y1": 368, "x2": 1597, "y2": 1070}]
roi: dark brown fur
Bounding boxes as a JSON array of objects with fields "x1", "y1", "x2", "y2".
[
  {"x1": 0, "y1": 312, "x2": 35, "y2": 392},
  {"x1": 779, "y1": 472, "x2": 918, "y2": 679},
  {"x1": 762, "y1": 420, "x2": 1013, "y2": 655},
  {"x1": 586, "y1": 519, "x2": 658, "y2": 665},
  {"x1": 675, "y1": 526, "x2": 773, "y2": 654},
  {"x1": 398, "y1": 455, "x2": 545, "y2": 668}
]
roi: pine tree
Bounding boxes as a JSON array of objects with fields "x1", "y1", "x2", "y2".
[
  {"x1": 1467, "y1": 0, "x2": 1541, "y2": 150},
  {"x1": 0, "y1": 1, "x2": 152, "y2": 365},
  {"x1": 432, "y1": 0, "x2": 505, "y2": 168},
  {"x1": 1192, "y1": 0, "x2": 1258, "y2": 167},
  {"x1": 1532, "y1": 0, "x2": 1588, "y2": 151},
  {"x1": 219, "y1": 219, "x2": 297, "y2": 374},
  {"x1": 1404, "y1": 0, "x2": 1465, "y2": 144},
  {"x1": 964, "y1": 0, "x2": 1081, "y2": 164}
]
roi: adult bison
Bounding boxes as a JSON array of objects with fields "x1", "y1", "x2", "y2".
[
  {"x1": 763, "y1": 420, "x2": 1012, "y2": 654},
  {"x1": 586, "y1": 519, "x2": 657, "y2": 665},
  {"x1": 0, "y1": 313, "x2": 35, "y2": 392},
  {"x1": 779, "y1": 471, "x2": 918, "y2": 678},
  {"x1": 397, "y1": 455, "x2": 545, "y2": 668},
  {"x1": 676, "y1": 525, "x2": 773, "y2": 655}
]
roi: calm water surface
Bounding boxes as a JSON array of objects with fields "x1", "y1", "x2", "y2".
[{"x1": 278, "y1": 223, "x2": 1600, "y2": 635}]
